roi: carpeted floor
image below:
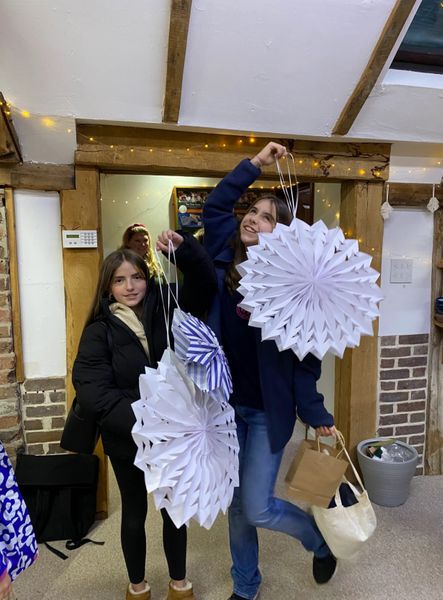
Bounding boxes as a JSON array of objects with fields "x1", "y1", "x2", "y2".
[{"x1": 12, "y1": 439, "x2": 443, "y2": 600}]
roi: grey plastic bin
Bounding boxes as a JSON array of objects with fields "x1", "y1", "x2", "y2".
[{"x1": 357, "y1": 438, "x2": 418, "y2": 507}]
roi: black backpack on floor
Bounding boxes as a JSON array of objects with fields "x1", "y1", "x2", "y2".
[{"x1": 15, "y1": 453, "x2": 104, "y2": 558}]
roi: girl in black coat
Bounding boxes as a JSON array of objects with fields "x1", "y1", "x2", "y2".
[{"x1": 73, "y1": 230, "x2": 217, "y2": 600}]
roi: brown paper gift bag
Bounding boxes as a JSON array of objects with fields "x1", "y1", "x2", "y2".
[{"x1": 285, "y1": 435, "x2": 348, "y2": 508}]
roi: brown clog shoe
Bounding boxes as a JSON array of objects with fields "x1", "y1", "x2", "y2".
[
  {"x1": 126, "y1": 583, "x2": 151, "y2": 600},
  {"x1": 165, "y1": 582, "x2": 196, "y2": 600}
]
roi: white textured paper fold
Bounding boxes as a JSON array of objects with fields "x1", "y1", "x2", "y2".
[
  {"x1": 237, "y1": 219, "x2": 383, "y2": 360},
  {"x1": 172, "y1": 309, "x2": 233, "y2": 404},
  {"x1": 132, "y1": 349, "x2": 239, "y2": 529}
]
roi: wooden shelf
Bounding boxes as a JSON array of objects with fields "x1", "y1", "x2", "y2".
[
  {"x1": 434, "y1": 317, "x2": 443, "y2": 329},
  {"x1": 436, "y1": 259, "x2": 443, "y2": 268}
]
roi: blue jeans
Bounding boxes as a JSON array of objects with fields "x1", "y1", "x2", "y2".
[{"x1": 228, "y1": 406, "x2": 330, "y2": 599}]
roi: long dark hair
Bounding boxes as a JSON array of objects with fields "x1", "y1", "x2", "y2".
[
  {"x1": 225, "y1": 195, "x2": 293, "y2": 293},
  {"x1": 84, "y1": 248, "x2": 150, "y2": 328}
]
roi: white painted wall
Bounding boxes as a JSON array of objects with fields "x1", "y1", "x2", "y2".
[
  {"x1": 379, "y1": 208, "x2": 433, "y2": 336},
  {"x1": 1, "y1": 0, "x2": 170, "y2": 121},
  {"x1": 14, "y1": 191, "x2": 66, "y2": 377},
  {"x1": 390, "y1": 142, "x2": 443, "y2": 184}
]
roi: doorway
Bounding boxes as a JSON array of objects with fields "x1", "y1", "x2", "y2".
[{"x1": 100, "y1": 173, "x2": 341, "y2": 416}]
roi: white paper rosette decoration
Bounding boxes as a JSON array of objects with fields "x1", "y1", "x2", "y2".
[
  {"x1": 132, "y1": 349, "x2": 239, "y2": 529},
  {"x1": 237, "y1": 219, "x2": 383, "y2": 360},
  {"x1": 172, "y1": 309, "x2": 233, "y2": 404}
]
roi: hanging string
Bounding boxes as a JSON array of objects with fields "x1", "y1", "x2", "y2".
[
  {"x1": 380, "y1": 182, "x2": 393, "y2": 220},
  {"x1": 154, "y1": 240, "x2": 181, "y2": 349},
  {"x1": 275, "y1": 153, "x2": 299, "y2": 217}
]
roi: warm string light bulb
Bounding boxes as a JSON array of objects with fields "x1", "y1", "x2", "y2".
[
  {"x1": 0, "y1": 106, "x2": 393, "y2": 184},
  {"x1": 42, "y1": 117, "x2": 55, "y2": 127}
]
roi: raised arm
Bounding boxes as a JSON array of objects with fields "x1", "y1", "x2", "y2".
[
  {"x1": 202, "y1": 142, "x2": 287, "y2": 260},
  {"x1": 202, "y1": 159, "x2": 259, "y2": 260},
  {"x1": 157, "y1": 230, "x2": 217, "y2": 318}
]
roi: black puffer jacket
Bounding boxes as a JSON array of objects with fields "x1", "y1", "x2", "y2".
[{"x1": 72, "y1": 234, "x2": 217, "y2": 459}]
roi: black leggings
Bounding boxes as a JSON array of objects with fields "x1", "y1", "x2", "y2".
[{"x1": 110, "y1": 455, "x2": 187, "y2": 584}]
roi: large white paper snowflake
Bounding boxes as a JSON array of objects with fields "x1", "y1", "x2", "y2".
[
  {"x1": 172, "y1": 309, "x2": 233, "y2": 404},
  {"x1": 132, "y1": 349, "x2": 239, "y2": 529},
  {"x1": 237, "y1": 219, "x2": 383, "y2": 360}
]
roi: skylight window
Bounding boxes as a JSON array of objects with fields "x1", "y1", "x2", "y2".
[{"x1": 391, "y1": 0, "x2": 443, "y2": 74}]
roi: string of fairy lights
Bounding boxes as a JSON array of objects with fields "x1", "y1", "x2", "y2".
[
  {"x1": 5, "y1": 99, "x2": 438, "y2": 181},
  {"x1": 2, "y1": 99, "x2": 442, "y2": 173},
  {"x1": 2, "y1": 99, "x2": 442, "y2": 251}
]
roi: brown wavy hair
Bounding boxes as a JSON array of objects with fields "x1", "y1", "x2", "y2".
[
  {"x1": 225, "y1": 195, "x2": 293, "y2": 293},
  {"x1": 84, "y1": 248, "x2": 149, "y2": 327}
]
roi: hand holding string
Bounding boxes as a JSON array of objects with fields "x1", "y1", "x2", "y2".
[
  {"x1": 156, "y1": 230, "x2": 184, "y2": 252},
  {"x1": 250, "y1": 142, "x2": 287, "y2": 168}
]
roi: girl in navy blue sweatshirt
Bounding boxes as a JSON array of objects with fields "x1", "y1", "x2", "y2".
[{"x1": 203, "y1": 142, "x2": 337, "y2": 600}]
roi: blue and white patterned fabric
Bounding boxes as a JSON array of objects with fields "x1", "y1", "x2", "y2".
[
  {"x1": 0, "y1": 443, "x2": 38, "y2": 580},
  {"x1": 172, "y1": 309, "x2": 233, "y2": 404}
]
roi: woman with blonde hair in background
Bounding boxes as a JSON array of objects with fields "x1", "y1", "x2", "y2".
[{"x1": 121, "y1": 223, "x2": 162, "y2": 280}]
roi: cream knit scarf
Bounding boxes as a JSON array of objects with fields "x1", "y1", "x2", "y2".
[{"x1": 109, "y1": 302, "x2": 150, "y2": 360}]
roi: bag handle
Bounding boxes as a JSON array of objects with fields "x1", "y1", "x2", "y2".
[
  {"x1": 305, "y1": 427, "x2": 365, "y2": 485},
  {"x1": 334, "y1": 430, "x2": 366, "y2": 491},
  {"x1": 304, "y1": 425, "x2": 344, "y2": 458}
]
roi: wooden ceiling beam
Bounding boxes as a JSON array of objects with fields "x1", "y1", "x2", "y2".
[
  {"x1": 0, "y1": 92, "x2": 22, "y2": 164},
  {"x1": 162, "y1": 0, "x2": 193, "y2": 124},
  {"x1": 1, "y1": 163, "x2": 75, "y2": 190},
  {"x1": 332, "y1": 0, "x2": 417, "y2": 136},
  {"x1": 388, "y1": 182, "x2": 443, "y2": 206},
  {"x1": 76, "y1": 124, "x2": 390, "y2": 181},
  {"x1": 10, "y1": 163, "x2": 75, "y2": 191}
]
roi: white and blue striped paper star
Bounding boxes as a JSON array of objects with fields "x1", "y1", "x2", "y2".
[{"x1": 172, "y1": 309, "x2": 233, "y2": 404}]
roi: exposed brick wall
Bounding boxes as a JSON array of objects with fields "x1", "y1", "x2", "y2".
[
  {"x1": 0, "y1": 191, "x2": 25, "y2": 461},
  {"x1": 378, "y1": 334, "x2": 429, "y2": 475},
  {"x1": 21, "y1": 377, "x2": 67, "y2": 455}
]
